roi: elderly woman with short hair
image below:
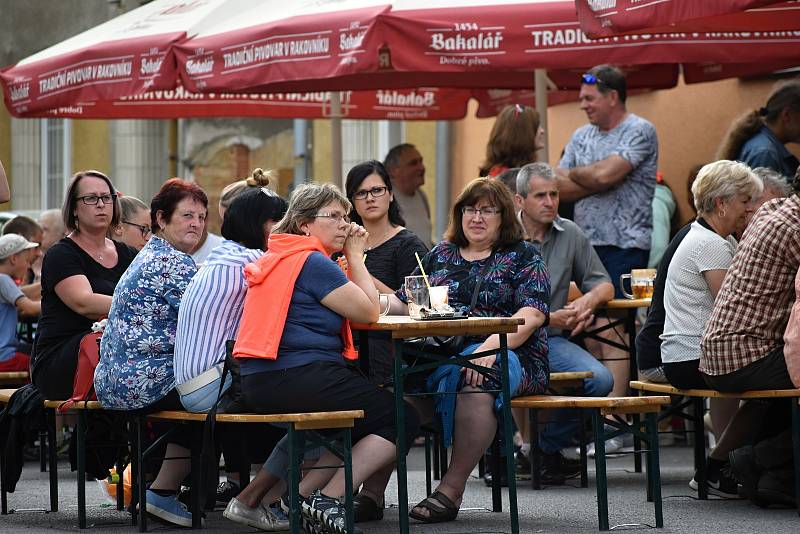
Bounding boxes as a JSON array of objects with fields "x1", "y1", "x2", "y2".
[
  {"x1": 94, "y1": 178, "x2": 208, "y2": 526},
  {"x1": 233, "y1": 182, "x2": 420, "y2": 534},
  {"x1": 660, "y1": 160, "x2": 762, "y2": 498},
  {"x1": 390, "y1": 177, "x2": 550, "y2": 524}
]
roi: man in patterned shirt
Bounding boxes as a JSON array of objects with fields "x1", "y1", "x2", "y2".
[
  {"x1": 556, "y1": 64, "x2": 658, "y2": 297},
  {"x1": 701, "y1": 173, "x2": 800, "y2": 391}
]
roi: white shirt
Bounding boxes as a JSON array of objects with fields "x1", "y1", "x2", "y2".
[
  {"x1": 661, "y1": 221, "x2": 736, "y2": 364},
  {"x1": 190, "y1": 232, "x2": 224, "y2": 266}
]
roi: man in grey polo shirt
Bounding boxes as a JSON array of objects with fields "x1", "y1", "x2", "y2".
[{"x1": 516, "y1": 162, "x2": 615, "y2": 484}]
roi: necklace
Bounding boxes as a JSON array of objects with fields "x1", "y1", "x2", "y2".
[
  {"x1": 70, "y1": 232, "x2": 105, "y2": 261},
  {"x1": 366, "y1": 226, "x2": 394, "y2": 251}
]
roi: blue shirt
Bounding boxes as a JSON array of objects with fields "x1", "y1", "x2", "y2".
[
  {"x1": 0, "y1": 273, "x2": 23, "y2": 362},
  {"x1": 240, "y1": 252, "x2": 349, "y2": 375},
  {"x1": 94, "y1": 236, "x2": 196, "y2": 409},
  {"x1": 738, "y1": 125, "x2": 800, "y2": 181},
  {"x1": 174, "y1": 240, "x2": 262, "y2": 385},
  {"x1": 559, "y1": 113, "x2": 658, "y2": 250}
]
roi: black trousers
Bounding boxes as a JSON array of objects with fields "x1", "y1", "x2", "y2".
[
  {"x1": 663, "y1": 359, "x2": 707, "y2": 390},
  {"x1": 702, "y1": 345, "x2": 794, "y2": 392},
  {"x1": 241, "y1": 360, "x2": 420, "y2": 446}
]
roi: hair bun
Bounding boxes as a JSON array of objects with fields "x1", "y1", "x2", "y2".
[{"x1": 246, "y1": 168, "x2": 274, "y2": 187}]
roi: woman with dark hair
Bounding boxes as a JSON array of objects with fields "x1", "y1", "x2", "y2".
[
  {"x1": 479, "y1": 104, "x2": 545, "y2": 177},
  {"x1": 174, "y1": 186, "x2": 287, "y2": 413},
  {"x1": 345, "y1": 160, "x2": 428, "y2": 380},
  {"x1": 386, "y1": 177, "x2": 550, "y2": 524},
  {"x1": 31, "y1": 170, "x2": 136, "y2": 400},
  {"x1": 94, "y1": 178, "x2": 207, "y2": 527},
  {"x1": 717, "y1": 80, "x2": 800, "y2": 179}
]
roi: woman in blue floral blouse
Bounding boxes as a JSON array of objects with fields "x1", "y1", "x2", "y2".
[
  {"x1": 391, "y1": 177, "x2": 551, "y2": 524},
  {"x1": 94, "y1": 178, "x2": 208, "y2": 527}
]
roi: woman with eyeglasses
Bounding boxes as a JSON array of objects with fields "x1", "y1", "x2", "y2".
[
  {"x1": 479, "y1": 104, "x2": 545, "y2": 178},
  {"x1": 31, "y1": 171, "x2": 137, "y2": 400},
  {"x1": 110, "y1": 195, "x2": 151, "y2": 250},
  {"x1": 387, "y1": 177, "x2": 550, "y2": 524},
  {"x1": 232, "y1": 182, "x2": 420, "y2": 533}
]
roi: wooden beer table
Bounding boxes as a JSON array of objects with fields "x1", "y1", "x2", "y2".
[{"x1": 352, "y1": 315, "x2": 524, "y2": 534}]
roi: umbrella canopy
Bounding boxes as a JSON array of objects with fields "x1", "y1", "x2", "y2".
[
  {"x1": 4, "y1": 0, "x2": 800, "y2": 119},
  {"x1": 174, "y1": 0, "x2": 800, "y2": 95},
  {"x1": 575, "y1": 0, "x2": 798, "y2": 38}
]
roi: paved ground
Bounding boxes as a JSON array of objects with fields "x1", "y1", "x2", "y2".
[{"x1": 1, "y1": 444, "x2": 798, "y2": 533}]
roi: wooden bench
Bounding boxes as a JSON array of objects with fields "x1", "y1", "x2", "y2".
[
  {"x1": 512, "y1": 395, "x2": 671, "y2": 531},
  {"x1": 631, "y1": 379, "x2": 800, "y2": 510},
  {"x1": 135, "y1": 409, "x2": 364, "y2": 532},
  {"x1": 0, "y1": 372, "x2": 29, "y2": 386}
]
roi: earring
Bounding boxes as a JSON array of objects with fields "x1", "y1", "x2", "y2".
[
  {"x1": 305, "y1": 231, "x2": 310, "y2": 237},
  {"x1": 720, "y1": 208, "x2": 726, "y2": 218}
]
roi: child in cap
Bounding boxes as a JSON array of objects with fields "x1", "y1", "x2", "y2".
[{"x1": 0, "y1": 234, "x2": 41, "y2": 372}]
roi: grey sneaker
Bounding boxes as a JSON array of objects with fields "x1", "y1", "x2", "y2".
[{"x1": 223, "y1": 497, "x2": 289, "y2": 531}]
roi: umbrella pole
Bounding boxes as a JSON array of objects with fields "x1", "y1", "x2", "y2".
[
  {"x1": 535, "y1": 69, "x2": 549, "y2": 164},
  {"x1": 331, "y1": 92, "x2": 343, "y2": 189}
]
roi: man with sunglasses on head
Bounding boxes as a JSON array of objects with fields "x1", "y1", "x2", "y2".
[
  {"x1": 384, "y1": 143, "x2": 432, "y2": 248},
  {"x1": 557, "y1": 65, "x2": 657, "y2": 295}
]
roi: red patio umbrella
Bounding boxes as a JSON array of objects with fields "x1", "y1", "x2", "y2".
[{"x1": 575, "y1": 0, "x2": 798, "y2": 38}]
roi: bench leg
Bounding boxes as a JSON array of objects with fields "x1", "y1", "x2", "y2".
[
  {"x1": 433, "y1": 433, "x2": 441, "y2": 480},
  {"x1": 136, "y1": 416, "x2": 147, "y2": 532},
  {"x1": 632, "y1": 413, "x2": 643, "y2": 474},
  {"x1": 579, "y1": 409, "x2": 588, "y2": 488},
  {"x1": 129, "y1": 419, "x2": 138, "y2": 527},
  {"x1": 491, "y1": 432, "x2": 501, "y2": 512},
  {"x1": 592, "y1": 410, "x2": 609, "y2": 531},
  {"x1": 343, "y1": 429, "x2": 354, "y2": 534},
  {"x1": 499, "y1": 335, "x2": 519, "y2": 534},
  {"x1": 792, "y1": 400, "x2": 800, "y2": 516},
  {"x1": 424, "y1": 433, "x2": 432, "y2": 496},
  {"x1": 77, "y1": 410, "x2": 87, "y2": 529},
  {"x1": 393, "y1": 338, "x2": 409, "y2": 534},
  {"x1": 530, "y1": 409, "x2": 541, "y2": 490},
  {"x1": 190, "y1": 424, "x2": 202, "y2": 529},
  {"x1": 287, "y1": 425, "x2": 302, "y2": 534},
  {"x1": 47, "y1": 408, "x2": 58, "y2": 512},
  {"x1": 1, "y1": 425, "x2": 6, "y2": 514},
  {"x1": 39, "y1": 429, "x2": 47, "y2": 473},
  {"x1": 692, "y1": 397, "x2": 708, "y2": 500},
  {"x1": 646, "y1": 412, "x2": 663, "y2": 528}
]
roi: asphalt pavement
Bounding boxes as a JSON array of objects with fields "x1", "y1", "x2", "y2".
[{"x1": 1, "y1": 443, "x2": 797, "y2": 533}]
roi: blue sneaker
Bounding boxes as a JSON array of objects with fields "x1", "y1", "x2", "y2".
[{"x1": 146, "y1": 490, "x2": 194, "y2": 527}]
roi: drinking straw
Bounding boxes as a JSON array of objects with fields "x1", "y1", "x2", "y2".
[{"x1": 414, "y1": 252, "x2": 431, "y2": 289}]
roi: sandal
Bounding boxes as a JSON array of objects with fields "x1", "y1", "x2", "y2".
[
  {"x1": 353, "y1": 493, "x2": 384, "y2": 522},
  {"x1": 408, "y1": 490, "x2": 459, "y2": 524}
]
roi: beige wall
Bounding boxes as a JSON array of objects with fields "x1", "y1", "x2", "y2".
[
  {"x1": 72, "y1": 120, "x2": 109, "y2": 174},
  {"x1": 452, "y1": 76, "x2": 800, "y2": 225}
]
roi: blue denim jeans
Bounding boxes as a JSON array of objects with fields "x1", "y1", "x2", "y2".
[
  {"x1": 594, "y1": 246, "x2": 649, "y2": 299},
  {"x1": 539, "y1": 336, "x2": 614, "y2": 453},
  {"x1": 179, "y1": 374, "x2": 232, "y2": 413}
]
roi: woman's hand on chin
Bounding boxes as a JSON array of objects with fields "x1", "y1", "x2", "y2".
[{"x1": 343, "y1": 222, "x2": 368, "y2": 259}]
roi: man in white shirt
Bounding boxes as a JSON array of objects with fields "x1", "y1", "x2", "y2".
[{"x1": 384, "y1": 144, "x2": 432, "y2": 247}]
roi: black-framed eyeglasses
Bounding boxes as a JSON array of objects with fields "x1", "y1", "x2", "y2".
[
  {"x1": 462, "y1": 206, "x2": 501, "y2": 219},
  {"x1": 77, "y1": 194, "x2": 114, "y2": 205},
  {"x1": 122, "y1": 221, "x2": 152, "y2": 238},
  {"x1": 314, "y1": 212, "x2": 350, "y2": 224},
  {"x1": 353, "y1": 186, "x2": 389, "y2": 200}
]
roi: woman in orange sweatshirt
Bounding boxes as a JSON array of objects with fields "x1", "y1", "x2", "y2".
[{"x1": 232, "y1": 182, "x2": 420, "y2": 534}]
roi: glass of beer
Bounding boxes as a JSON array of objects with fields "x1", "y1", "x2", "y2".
[{"x1": 620, "y1": 268, "x2": 656, "y2": 299}]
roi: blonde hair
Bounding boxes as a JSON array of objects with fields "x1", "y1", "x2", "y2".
[
  {"x1": 272, "y1": 182, "x2": 351, "y2": 235},
  {"x1": 219, "y1": 168, "x2": 276, "y2": 210},
  {"x1": 691, "y1": 160, "x2": 762, "y2": 216}
]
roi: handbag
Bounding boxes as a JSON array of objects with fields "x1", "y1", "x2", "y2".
[
  {"x1": 404, "y1": 252, "x2": 493, "y2": 358},
  {"x1": 58, "y1": 320, "x2": 107, "y2": 412}
]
